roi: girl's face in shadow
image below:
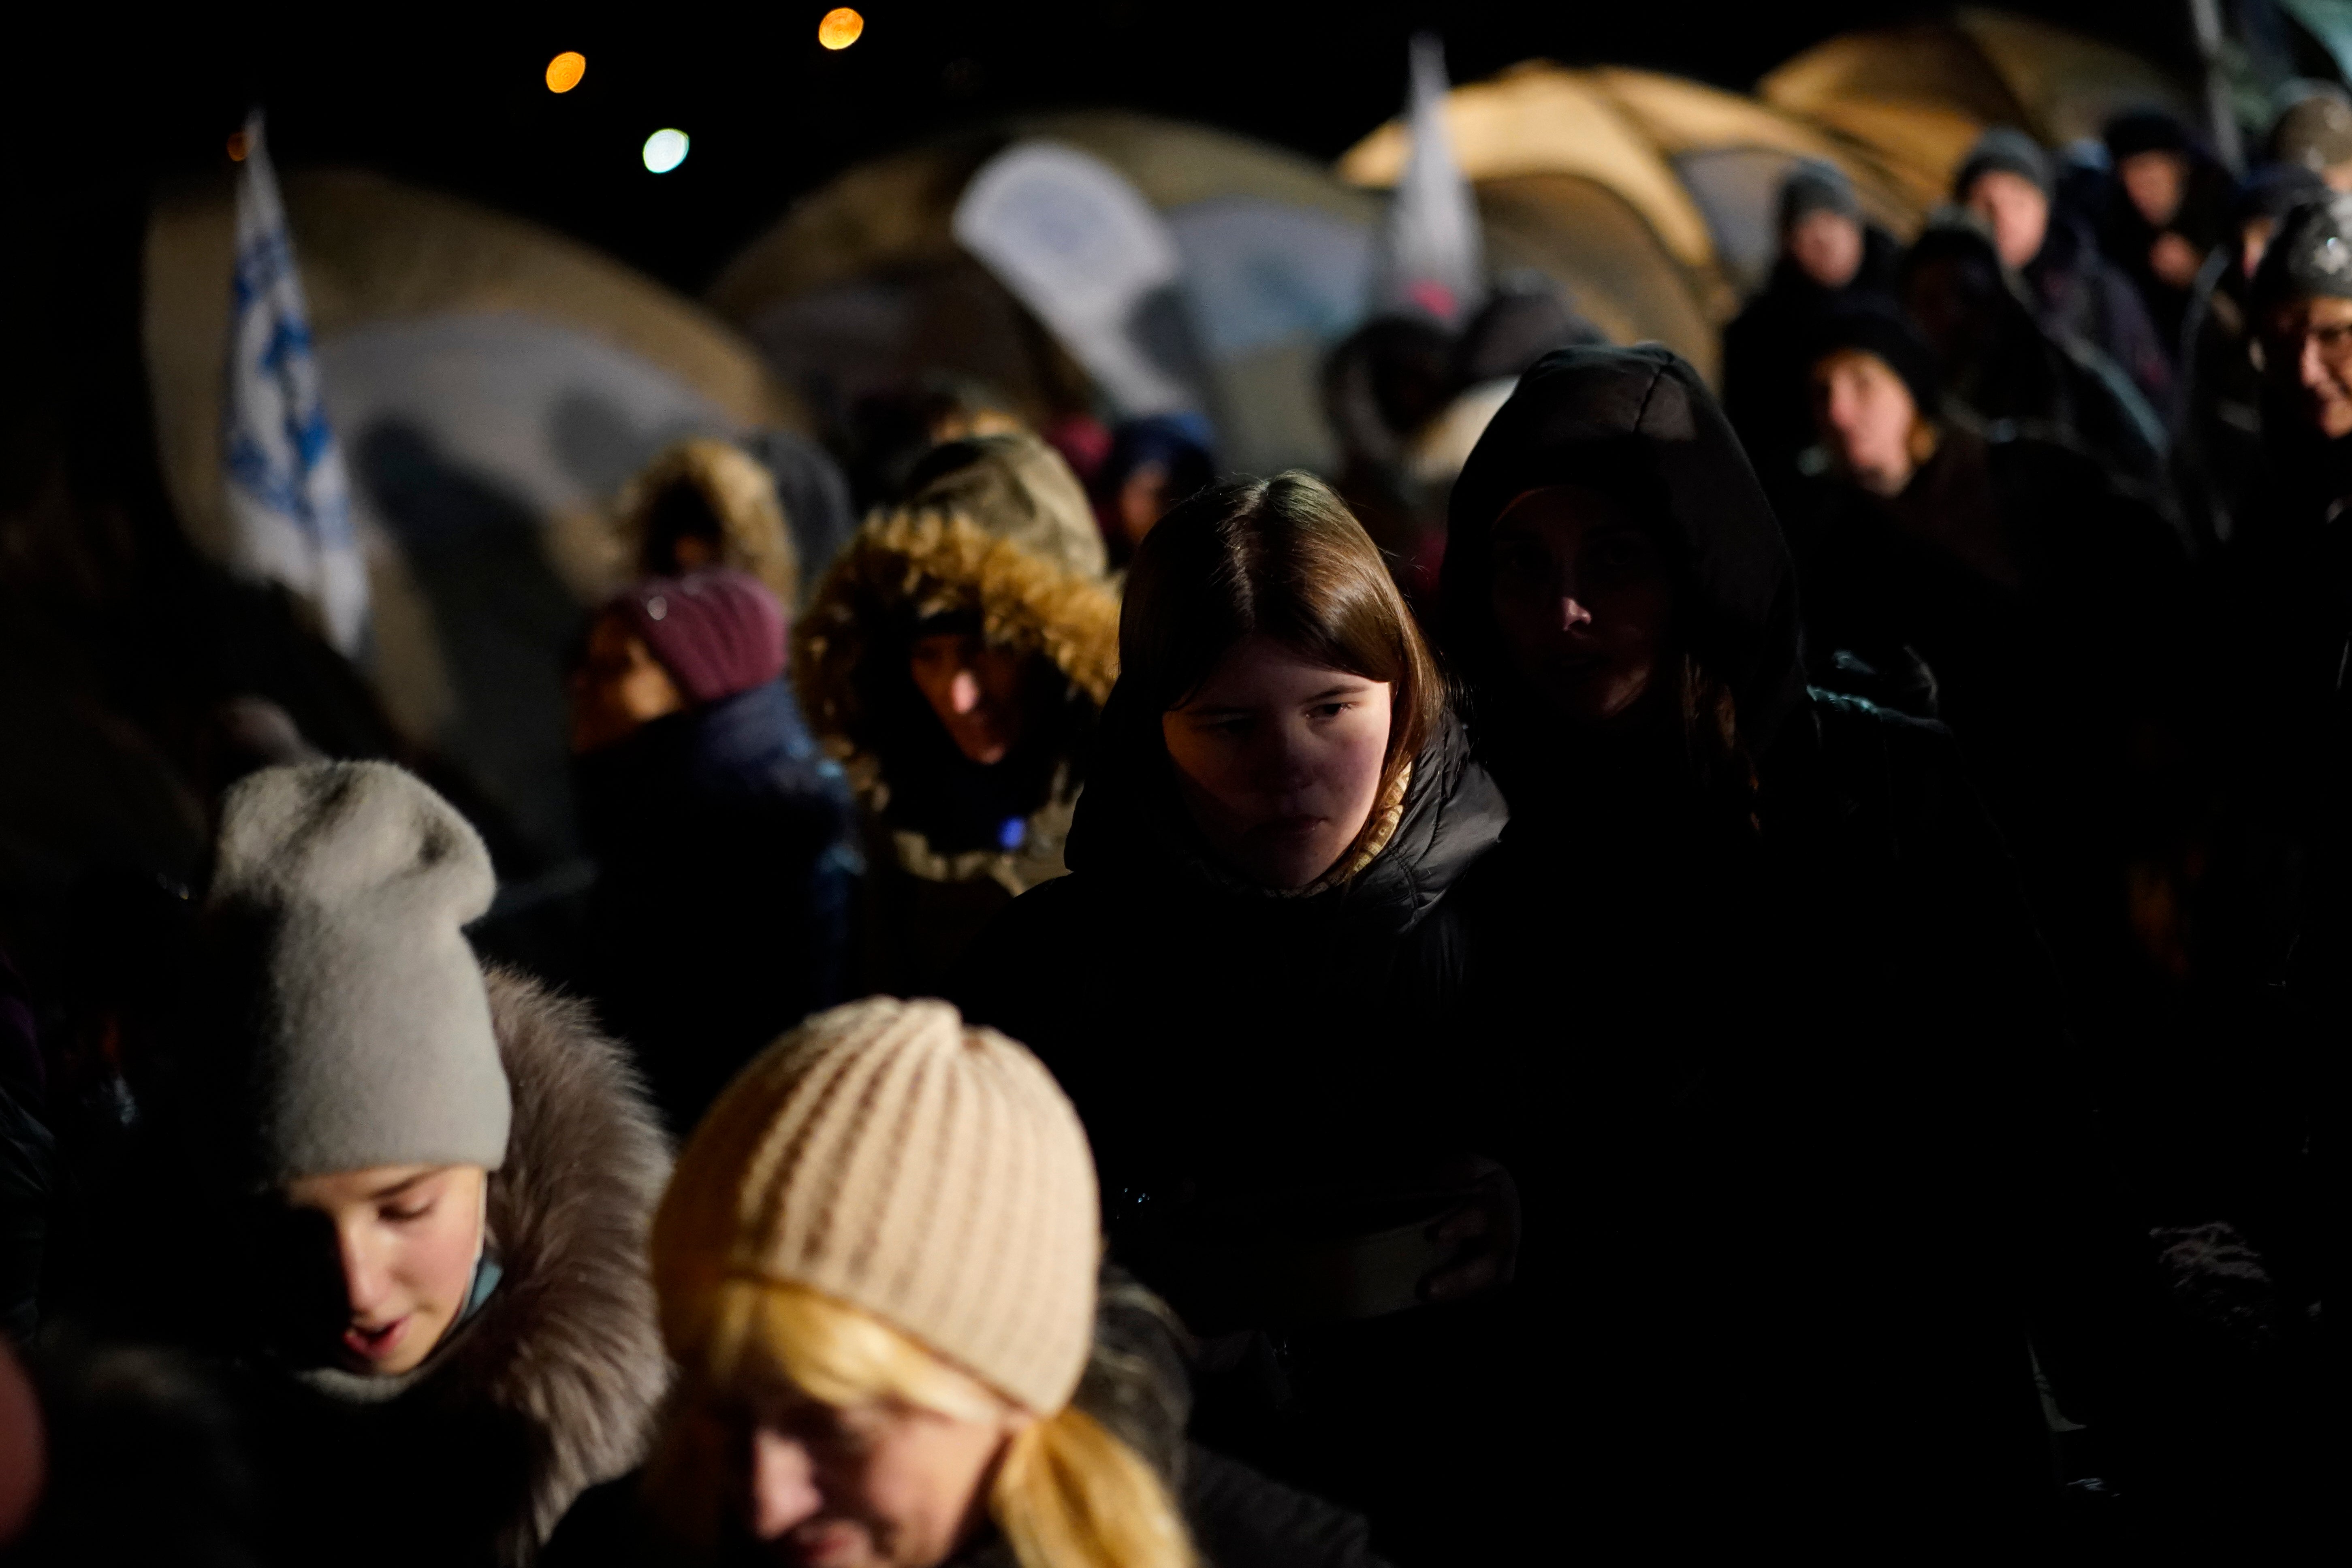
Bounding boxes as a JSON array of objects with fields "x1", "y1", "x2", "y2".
[
  {"x1": 1487, "y1": 485, "x2": 1674, "y2": 727},
  {"x1": 1162, "y1": 634, "x2": 1393, "y2": 890}
]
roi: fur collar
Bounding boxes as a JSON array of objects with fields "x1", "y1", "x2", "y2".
[{"x1": 397, "y1": 969, "x2": 672, "y2": 1560}]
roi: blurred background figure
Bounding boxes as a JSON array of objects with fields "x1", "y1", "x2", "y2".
[
  {"x1": 1089, "y1": 413, "x2": 1217, "y2": 569},
  {"x1": 795, "y1": 433, "x2": 1119, "y2": 995},
  {"x1": 2098, "y1": 109, "x2": 2233, "y2": 358},
  {"x1": 1957, "y1": 126, "x2": 2174, "y2": 407},
  {"x1": 1900, "y1": 217, "x2": 2169, "y2": 487},
  {"x1": 2176, "y1": 162, "x2": 2332, "y2": 554},
  {"x1": 570, "y1": 568, "x2": 855, "y2": 1135},
  {"x1": 1722, "y1": 159, "x2": 1902, "y2": 512},
  {"x1": 2265, "y1": 84, "x2": 2352, "y2": 192},
  {"x1": 1789, "y1": 303, "x2": 2194, "y2": 1089},
  {"x1": 617, "y1": 438, "x2": 804, "y2": 610}
]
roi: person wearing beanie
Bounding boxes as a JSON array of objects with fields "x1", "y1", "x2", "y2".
[
  {"x1": 1899, "y1": 217, "x2": 2169, "y2": 486},
  {"x1": 76, "y1": 762, "x2": 670, "y2": 1568},
  {"x1": 1957, "y1": 126, "x2": 2175, "y2": 406},
  {"x1": 570, "y1": 569, "x2": 856, "y2": 1133},
  {"x1": 2176, "y1": 164, "x2": 2335, "y2": 553},
  {"x1": 2267, "y1": 86, "x2": 2352, "y2": 192},
  {"x1": 1787, "y1": 295, "x2": 2191, "y2": 1076},
  {"x1": 1721, "y1": 157, "x2": 1902, "y2": 512},
  {"x1": 1436, "y1": 344, "x2": 2150, "y2": 1543},
  {"x1": 540, "y1": 997, "x2": 1391, "y2": 1568},
  {"x1": 2098, "y1": 109, "x2": 2234, "y2": 356},
  {"x1": 794, "y1": 432, "x2": 1119, "y2": 996}
]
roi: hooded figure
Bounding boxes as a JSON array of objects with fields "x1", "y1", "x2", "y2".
[
  {"x1": 952, "y1": 474, "x2": 1511, "y2": 1562},
  {"x1": 570, "y1": 570, "x2": 858, "y2": 1134},
  {"x1": 795, "y1": 433, "x2": 1119, "y2": 995},
  {"x1": 85, "y1": 763, "x2": 670, "y2": 1568},
  {"x1": 2098, "y1": 110, "x2": 2234, "y2": 358},
  {"x1": 1901, "y1": 218, "x2": 2170, "y2": 487},
  {"x1": 1440, "y1": 346, "x2": 2144, "y2": 1543}
]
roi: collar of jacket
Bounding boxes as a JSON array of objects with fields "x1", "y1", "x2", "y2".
[{"x1": 1066, "y1": 692, "x2": 1506, "y2": 932}]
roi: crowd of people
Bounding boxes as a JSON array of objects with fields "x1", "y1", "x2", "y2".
[{"x1": 0, "y1": 92, "x2": 2341, "y2": 1566}]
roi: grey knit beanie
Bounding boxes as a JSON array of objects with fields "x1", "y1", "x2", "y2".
[
  {"x1": 1955, "y1": 128, "x2": 2054, "y2": 201},
  {"x1": 208, "y1": 762, "x2": 510, "y2": 1181},
  {"x1": 1779, "y1": 159, "x2": 1861, "y2": 233}
]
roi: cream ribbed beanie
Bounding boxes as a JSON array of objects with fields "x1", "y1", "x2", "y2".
[{"x1": 653, "y1": 997, "x2": 1100, "y2": 1415}]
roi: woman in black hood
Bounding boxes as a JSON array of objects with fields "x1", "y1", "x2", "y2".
[
  {"x1": 1441, "y1": 345, "x2": 2145, "y2": 1542},
  {"x1": 952, "y1": 473, "x2": 1511, "y2": 1562}
]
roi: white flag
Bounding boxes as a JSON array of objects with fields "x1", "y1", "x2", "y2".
[
  {"x1": 1373, "y1": 34, "x2": 1485, "y2": 325},
  {"x1": 223, "y1": 111, "x2": 368, "y2": 657},
  {"x1": 953, "y1": 141, "x2": 1198, "y2": 417}
]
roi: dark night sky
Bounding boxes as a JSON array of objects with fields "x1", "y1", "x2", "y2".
[{"x1": 6, "y1": 3, "x2": 2209, "y2": 298}]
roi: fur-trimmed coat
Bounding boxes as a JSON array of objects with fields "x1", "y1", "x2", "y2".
[
  {"x1": 794, "y1": 433, "x2": 1121, "y2": 995},
  {"x1": 249, "y1": 969, "x2": 670, "y2": 1567},
  {"x1": 70, "y1": 969, "x2": 670, "y2": 1568}
]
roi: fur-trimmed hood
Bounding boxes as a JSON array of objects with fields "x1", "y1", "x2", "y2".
[
  {"x1": 793, "y1": 433, "x2": 1120, "y2": 884},
  {"x1": 618, "y1": 439, "x2": 801, "y2": 612}
]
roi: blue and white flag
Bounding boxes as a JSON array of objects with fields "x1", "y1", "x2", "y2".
[
  {"x1": 223, "y1": 111, "x2": 368, "y2": 657},
  {"x1": 1372, "y1": 34, "x2": 1485, "y2": 326}
]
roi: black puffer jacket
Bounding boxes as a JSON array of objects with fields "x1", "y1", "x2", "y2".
[
  {"x1": 950, "y1": 703, "x2": 1506, "y2": 1565},
  {"x1": 1441, "y1": 345, "x2": 2147, "y2": 1544},
  {"x1": 953, "y1": 702, "x2": 1505, "y2": 1257}
]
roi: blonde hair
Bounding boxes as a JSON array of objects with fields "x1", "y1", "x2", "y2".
[{"x1": 650, "y1": 1278, "x2": 1194, "y2": 1568}]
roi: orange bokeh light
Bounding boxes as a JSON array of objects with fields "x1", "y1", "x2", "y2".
[
  {"x1": 545, "y1": 51, "x2": 587, "y2": 93},
  {"x1": 817, "y1": 8, "x2": 864, "y2": 49}
]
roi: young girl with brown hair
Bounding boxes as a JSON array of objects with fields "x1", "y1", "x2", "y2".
[{"x1": 951, "y1": 473, "x2": 1513, "y2": 1562}]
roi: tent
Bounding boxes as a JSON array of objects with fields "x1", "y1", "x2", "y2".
[
  {"x1": 1337, "y1": 62, "x2": 1932, "y2": 377},
  {"x1": 711, "y1": 111, "x2": 1383, "y2": 477},
  {"x1": 145, "y1": 169, "x2": 803, "y2": 859},
  {"x1": 1761, "y1": 8, "x2": 2198, "y2": 203}
]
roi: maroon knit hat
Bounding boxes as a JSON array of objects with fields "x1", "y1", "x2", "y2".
[{"x1": 610, "y1": 569, "x2": 788, "y2": 705}]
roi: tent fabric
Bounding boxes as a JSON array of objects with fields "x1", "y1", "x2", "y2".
[{"x1": 1760, "y1": 9, "x2": 2196, "y2": 199}]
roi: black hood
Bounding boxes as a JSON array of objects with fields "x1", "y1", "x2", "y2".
[
  {"x1": 1442, "y1": 343, "x2": 1810, "y2": 756},
  {"x1": 1065, "y1": 682, "x2": 1505, "y2": 934}
]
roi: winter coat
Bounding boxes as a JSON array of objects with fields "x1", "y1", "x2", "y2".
[
  {"x1": 2025, "y1": 213, "x2": 2175, "y2": 410},
  {"x1": 81, "y1": 968, "x2": 671, "y2": 1568},
  {"x1": 1783, "y1": 420, "x2": 2194, "y2": 1025},
  {"x1": 949, "y1": 704, "x2": 1506, "y2": 1564},
  {"x1": 537, "y1": 1271, "x2": 1394, "y2": 1568},
  {"x1": 574, "y1": 678, "x2": 857, "y2": 1133},
  {"x1": 795, "y1": 434, "x2": 1120, "y2": 996},
  {"x1": 1440, "y1": 345, "x2": 2145, "y2": 1542},
  {"x1": 1907, "y1": 223, "x2": 2169, "y2": 489},
  {"x1": 1719, "y1": 226, "x2": 1902, "y2": 509},
  {"x1": 2173, "y1": 248, "x2": 2267, "y2": 557}
]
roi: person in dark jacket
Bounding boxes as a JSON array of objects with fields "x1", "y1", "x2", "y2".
[
  {"x1": 1439, "y1": 344, "x2": 2147, "y2": 1544},
  {"x1": 542, "y1": 997, "x2": 1389, "y2": 1568},
  {"x1": 1957, "y1": 126, "x2": 2174, "y2": 406},
  {"x1": 571, "y1": 568, "x2": 856, "y2": 1133},
  {"x1": 1720, "y1": 158, "x2": 1901, "y2": 509},
  {"x1": 1902, "y1": 215, "x2": 2169, "y2": 486},
  {"x1": 1788, "y1": 303, "x2": 2196, "y2": 1122},
  {"x1": 950, "y1": 474, "x2": 1511, "y2": 1562},
  {"x1": 2098, "y1": 110, "x2": 2234, "y2": 361},
  {"x1": 2175, "y1": 163, "x2": 2333, "y2": 555}
]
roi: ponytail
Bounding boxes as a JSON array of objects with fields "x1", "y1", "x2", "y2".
[{"x1": 993, "y1": 1402, "x2": 1195, "y2": 1568}]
